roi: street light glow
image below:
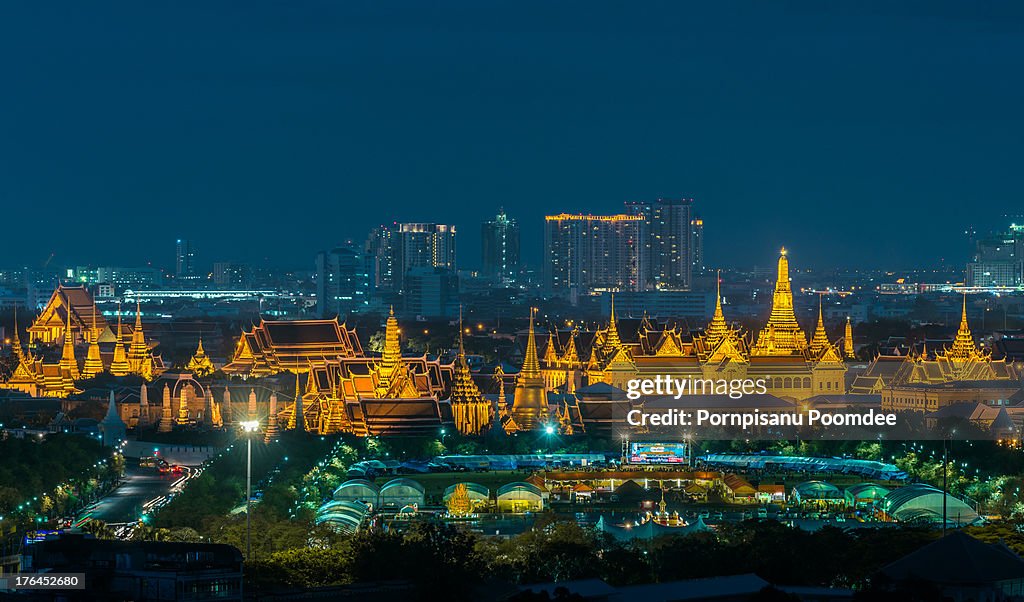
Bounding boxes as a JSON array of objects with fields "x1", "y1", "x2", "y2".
[{"x1": 240, "y1": 420, "x2": 260, "y2": 432}]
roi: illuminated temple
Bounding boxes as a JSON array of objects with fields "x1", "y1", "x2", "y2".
[
  {"x1": 1, "y1": 286, "x2": 161, "y2": 398},
  {"x1": 541, "y1": 251, "x2": 849, "y2": 406},
  {"x1": 231, "y1": 310, "x2": 457, "y2": 436},
  {"x1": 853, "y1": 295, "x2": 1018, "y2": 396}
]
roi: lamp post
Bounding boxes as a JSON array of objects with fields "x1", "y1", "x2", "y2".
[{"x1": 240, "y1": 420, "x2": 260, "y2": 560}]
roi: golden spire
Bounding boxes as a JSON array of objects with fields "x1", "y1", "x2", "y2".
[
  {"x1": 59, "y1": 304, "x2": 80, "y2": 380},
  {"x1": 560, "y1": 329, "x2": 579, "y2": 364},
  {"x1": 289, "y1": 372, "x2": 305, "y2": 431},
  {"x1": 602, "y1": 294, "x2": 622, "y2": 352},
  {"x1": 186, "y1": 337, "x2": 215, "y2": 377},
  {"x1": 543, "y1": 329, "x2": 559, "y2": 365},
  {"x1": 752, "y1": 248, "x2": 807, "y2": 356},
  {"x1": 451, "y1": 306, "x2": 489, "y2": 435},
  {"x1": 809, "y1": 294, "x2": 830, "y2": 357},
  {"x1": 11, "y1": 306, "x2": 23, "y2": 362},
  {"x1": 510, "y1": 307, "x2": 548, "y2": 430},
  {"x1": 946, "y1": 293, "x2": 979, "y2": 361},
  {"x1": 82, "y1": 304, "x2": 104, "y2": 379},
  {"x1": 381, "y1": 306, "x2": 401, "y2": 370},
  {"x1": 521, "y1": 308, "x2": 541, "y2": 378},
  {"x1": 843, "y1": 316, "x2": 855, "y2": 359},
  {"x1": 128, "y1": 301, "x2": 149, "y2": 377},
  {"x1": 705, "y1": 270, "x2": 729, "y2": 346},
  {"x1": 109, "y1": 303, "x2": 130, "y2": 376}
]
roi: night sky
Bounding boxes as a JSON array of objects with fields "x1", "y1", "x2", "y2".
[{"x1": 3, "y1": 1, "x2": 1023, "y2": 271}]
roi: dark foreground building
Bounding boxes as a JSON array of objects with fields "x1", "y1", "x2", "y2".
[{"x1": 18, "y1": 533, "x2": 243, "y2": 601}]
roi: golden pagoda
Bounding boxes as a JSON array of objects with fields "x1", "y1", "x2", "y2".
[
  {"x1": 288, "y1": 372, "x2": 306, "y2": 431},
  {"x1": 58, "y1": 308, "x2": 80, "y2": 381},
  {"x1": 159, "y1": 384, "x2": 173, "y2": 433},
  {"x1": 185, "y1": 338, "x2": 215, "y2": 377},
  {"x1": 127, "y1": 302, "x2": 153, "y2": 380},
  {"x1": 843, "y1": 317, "x2": 855, "y2": 359},
  {"x1": 703, "y1": 271, "x2": 731, "y2": 350},
  {"x1": 808, "y1": 295, "x2": 830, "y2": 358},
  {"x1": 109, "y1": 305, "x2": 131, "y2": 377},
  {"x1": 370, "y1": 308, "x2": 420, "y2": 399},
  {"x1": 751, "y1": 248, "x2": 808, "y2": 356},
  {"x1": 584, "y1": 295, "x2": 636, "y2": 388},
  {"x1": 450, "y1": 309, "x2": 492, "y2": 436},
  {"x1": 265, "y1": 392, "x2": 280, "y2": 442},
  {"x1": 943, "y1": 294, "x2": 983, "y2": 362},
  {"x1": 0, "y1": 308, "x2": 80, "y2": 398},
  {"x1": 81, "y1": 305, "x2": 104, "y2": 379},
  {"x1": 695, "y1": 273, "x2": 747, "y2": 367},
  {"x1": 510, "y1": 308, "x2": 549, "y2": 431},
  {"x1": 601, "y1": 294, "x2": 623, "y2": 354}
]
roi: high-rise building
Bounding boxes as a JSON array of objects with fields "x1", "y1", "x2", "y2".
[
  {"x1": 626, "y1": 198, "x2": 694, "y2": 290},
  {"x1": 404, "y1": 266, "x2": 457, "y2": 318},
  {"x1": 365, "y1": 226, "x2": 396, "y2": 292},
  {"x1": 966, "y1": 222, "x2": 1023, "y2": 287},
  {"x1": 691, "y1": 214, "x2": 704, "y2": 274},
  {"x1": 543, "y1": 213, "x2": 644, "y2": 297},
  {"x1": 212, "y1": 262, "x2": 251, "y2": 288},
  {"x1": 481, "y1": 210, "x2": 521, "y2": 285},
  {"x1": 175, "y1": 239, "x2": 198, "y2": 281},
  {"x1": 364, "y1": 223, "x2": 457, "y2": 296},
  {"x1": 315, "y1": 244, "x2": 371, "y2": 318},
  {"x1": 397, "y1": 223, "x2": 456, "y2": 276}
]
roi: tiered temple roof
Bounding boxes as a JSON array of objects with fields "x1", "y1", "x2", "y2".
[
  {"x1": 751, "y1": 249, "x2": 808, "y2": 356},
  {"x1": 223, "y1": 318, "x2": 363, "y2": 377},
  {"x1": 28, "y1": 285, "x2": 109, "y2": 344}
]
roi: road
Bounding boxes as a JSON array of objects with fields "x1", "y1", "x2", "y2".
[{"x1": 76, "y1": 461, "x2": 198, "y2": 530}]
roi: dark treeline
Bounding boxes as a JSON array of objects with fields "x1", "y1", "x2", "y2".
[{"x1": 243, "y1": 518, "x2": 1024, "y2": 601}]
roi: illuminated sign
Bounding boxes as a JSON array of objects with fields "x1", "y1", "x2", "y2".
[{"x1": 628, "y1": 442, "x2": 688, "y2": 465}]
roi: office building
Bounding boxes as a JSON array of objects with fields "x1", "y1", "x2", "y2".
[
  {"x1": 966, "y1": 222, "x2": 1023, "y2": 287},
  {"x1": 212, "y1": 262, "x2": 251, "y2": 288},
  {"x1": 366, "y1": 223, "x2": 457, "y2": 295},
  {"x1": 626, "y1": 198, "x2": 694, "y2": 290},
  {"x1": 692, "y1": 214, "x2": 705, "y2": 273},
  {"x1": 175, "y1": 239, "x2": 198, "y2": 281},
  {"x1": 315, "y1": 244, "x2": 371, "y2": 318},
  {"x1": 543, "y1": 213, "x2": 643, "y2": 297},
  {"x1": 482, "y1": 209, "x2": 521, "y2": 285}
]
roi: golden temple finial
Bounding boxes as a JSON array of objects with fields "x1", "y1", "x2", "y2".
[
  {"x1": 945, "y1": 292, "x2": 980, "y2": 361},
  {"x1": 809, "y1": 294, "x2": 830, "y2": 357},
  {"x1": 521, "y1": 308, "x2": 541, "y2": 378},
  {"x1": 510, "y1": 307, "x2": 548, "y2": 431},
  {"x1": 451, "y1": 305, "x2": 490, "y2": 435},
  {"x1": 82, "y1": 303, "x2": 104, "y2": 379},
  {"x1": 289, "y1": 371, "x2": 305, "y2": 432},
  {"x1": 843, "y1": 316, "x2": 855, "y2": 359},
  {"x1": 11, "y1": 306, "x2": 23, "y2": 362},
  {"x1": 380, "y1": 306, "x2": 402, "y2": 371},
  {"x1": 752, "y1": 247, "x2": 807, "y2": 356},
  {"x1": 543, "y1": 328, "x2": 559, "y2": 365},
  {"x1": 705, "y1": 270, "x2": 729, "y2": 347},
  {"x1": 59, "y1": 304, "x2": 80, "y2": 380},
  {"x1": 110, "y1": 303, "x2": 130, "y2": 376},
  {"x1": 186, "y1": 337, "x2": 215, "y2": 377},
  {"x1": 602, "y1": 294, "x2": 622, "y2": 352}
]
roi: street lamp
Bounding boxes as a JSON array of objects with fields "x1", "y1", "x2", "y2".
[{"x1": 240, "y1": 420, "x2": 260, "y2": 560}]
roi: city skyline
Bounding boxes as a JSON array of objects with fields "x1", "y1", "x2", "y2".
[{"x1": 4, "y1": 2, "x2": 1024, "y2": 270}]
